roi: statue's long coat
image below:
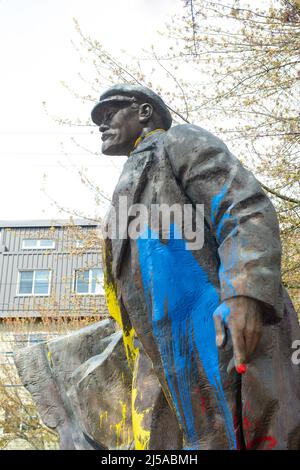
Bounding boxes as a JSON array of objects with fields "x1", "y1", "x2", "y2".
[{"x1": 103, "y1": 125, "x2": 300, "y2": 450}]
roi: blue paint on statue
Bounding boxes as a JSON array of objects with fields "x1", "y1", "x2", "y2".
[
  {"x1": 211, "y1": 184, "x2": 228, "y2": 227},
  {"x1": 211, "y1": 185, "x2": 238, "y2": 297},
  {"x1": 137, "y1": 224, "x2": 237, "y2": 449},
  {"x1": 211, "y1": 184, "x2": 233, "y2": 242}
]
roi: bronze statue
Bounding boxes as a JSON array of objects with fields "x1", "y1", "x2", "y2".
[
  {"x1": 14, "y1": 84, "x2": 300, "y2": 450},
  {"x1": 91, "y1": 84, "x2": 300, "y2": 450}
]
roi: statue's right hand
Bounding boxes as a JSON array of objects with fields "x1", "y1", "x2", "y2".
[{"x1": 213, "y1": 297, "x2": 263, "y2": 373}]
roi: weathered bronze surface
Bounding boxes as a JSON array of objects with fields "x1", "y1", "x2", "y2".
[
  {"x1": 15, "y1": 320, "x2": 132, "y2": 449},
  {"x1": 97, "y1": 84, "x2": 300, "y2": 450}
]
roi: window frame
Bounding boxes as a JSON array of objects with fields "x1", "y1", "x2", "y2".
[
  {"x1": 16, "y1": 269, "x2": 52, "y2": 297},
  {"x1": 21, "y1": 239, "x2": 56, "y2": 250},
  {"x1": 74, "y1": 268, "x2": 104, "y2": 295}
]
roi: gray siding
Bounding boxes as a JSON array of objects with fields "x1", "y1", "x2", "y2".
[{"x1": 0, "y1": 223, "x2": 107, "y2": 318}]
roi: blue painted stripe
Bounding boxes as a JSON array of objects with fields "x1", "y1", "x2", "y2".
[
  {"x1": 211, "y1": 183, "x2": 228, "y2": 227},
  {"x1": 137, "y1": 224, "x2": 237, "y2": 449}
]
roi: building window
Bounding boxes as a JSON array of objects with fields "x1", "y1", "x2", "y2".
[
  {"x1": 22, "y1": 239, "x2": 55, "y2": 250},
  {"x1": 17, "y1": 270, "x2": 51, "y2": 296},
  {"x1": 74, "y1": 268, "x2": 104, "y2": 295}
]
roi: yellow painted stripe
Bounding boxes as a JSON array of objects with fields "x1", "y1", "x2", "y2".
[
  {"x1": 102, "y1": 244, "x2": 138, "y2": 371},
  {"x1": 131, "y1": 352, "x2": 151, "y2": 450}
]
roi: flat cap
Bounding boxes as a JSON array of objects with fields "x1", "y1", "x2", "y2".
[{"x1": 91, "y1": 84, "x2": 172, "y2": 129}]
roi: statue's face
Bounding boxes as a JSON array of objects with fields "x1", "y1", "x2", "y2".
[{"x1": 99, "y1": 103, "x2": 142, "y2": 156}]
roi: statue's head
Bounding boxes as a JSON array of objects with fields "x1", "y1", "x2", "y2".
[{"x1": 91, "y1": 84, "x2": 172, "y2": 156}]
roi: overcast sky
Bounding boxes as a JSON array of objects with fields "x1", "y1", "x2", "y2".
[{"x1": 0, "y1": 0, "x2": 182, "y2": 221}]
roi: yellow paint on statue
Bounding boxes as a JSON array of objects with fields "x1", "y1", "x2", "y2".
[
  {"x1": 99, "y1": 401, "x2": 133, "y2": 449},
  {"x1": 45, "y1": 345, "x2": 53, "y2": 369},
  {"x1": 102, "y1": 240, "x2": 138, "y2": 370},
  {"x1": 104, "y1": 272, "x2": 149, "y2": 450},
  {"x1": 99, "y1": 410, "x2": 108, "y2": 428},
  {"x1": 104, "y1": 279, "x2": 138, "y2": 371},
  {"x1": 132, "y1": 384, "x2": 151, "y2": 450},
  {"x1": 133, "y1": 128, "x2": 166, "y2": 151},
  {"x1": 103, "y1": 279, "x2": 121, "y2": 324},
  {"x1": 47, "y1": 351, "x2": 52, "y2": 364},
  {"x1": 114, "y1": 401, "x2": 128, "y2": 449},
  {"x1": 102, "y1": 235, "x2": 145, "y2": 450}
]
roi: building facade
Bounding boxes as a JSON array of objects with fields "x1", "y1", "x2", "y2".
[
  {"x1": 0, "y1": 219, "x2": 107, "y2": 322},
  {"x1": 0, "y1": 218, "x2": 108, "y2": 378},
  {"x1": 0, "y1": 219, "x2": 109, "y2": 448}
]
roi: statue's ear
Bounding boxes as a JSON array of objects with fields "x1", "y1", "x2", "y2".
[{"x1": 138, "y1": 103, "x2": 153, "y2": 123}]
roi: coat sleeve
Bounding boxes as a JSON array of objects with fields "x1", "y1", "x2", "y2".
[{"x1": 165, "y1": 125, "x2": 283, "y2": 322}]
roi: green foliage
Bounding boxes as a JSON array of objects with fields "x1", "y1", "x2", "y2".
[{"x1": 0, "y1": 359, "x2": 59, "y2": 450}]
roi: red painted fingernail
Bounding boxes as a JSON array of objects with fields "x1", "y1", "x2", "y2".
[{"x1": 236, "y1": 363, "x2": 247, "y2": 374}]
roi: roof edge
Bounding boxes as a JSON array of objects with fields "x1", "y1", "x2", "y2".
[{"x1": 0, "y1": 218, "x2": 99, "y2": 228}]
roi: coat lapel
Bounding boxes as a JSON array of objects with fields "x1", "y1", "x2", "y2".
[{"x1": 105, "y1": 135, "x2": 160, "y2": 279}]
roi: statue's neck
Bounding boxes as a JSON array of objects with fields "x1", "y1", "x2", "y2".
[{"x1": 131, "y1": 127, "x2": 165, "y2": 154}]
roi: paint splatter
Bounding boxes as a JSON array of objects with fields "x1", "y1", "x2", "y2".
[
  {"x1": 114, "y1": 401, "x2": 128, "y2": 448},
  {"x1": 211, "y1": 185, "x2": 239, "y2": 298},
  {"x1": 137, "y1": 224, "x2": 236, "y2": 449},
  {"x1": 102, "y1": 252, "x2": 138, "y2": 371},
  {"x1": 132, "y1": 384, "x2": 151, "y2": 450},
  {"x1": 243, "y1": 401, "x2": 277, "y2": 450},
  {"x1": 246, "y1": 436, "x2": 277, "y2": 450},
  {"x1": 211, "y1": 184, "x2": 228, "y2": 228}
]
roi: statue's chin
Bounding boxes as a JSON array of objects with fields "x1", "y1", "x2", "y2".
[
  {"x1": 101, "y1": 142, "x2": 129, "y2": 156},
  {"x1": 102, "y1": 143, "x2": 117, "y2": 155}
]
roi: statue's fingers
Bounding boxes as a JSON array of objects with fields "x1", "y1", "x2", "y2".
[
  {"x1": 245, "y1": 321, "x2": 262, "y2": 360},
  {"x1": 213, "y1": 314, "x2": 226, "y2": 348},
  {"x1": 231, "y1": 326, "x2": 247, "y2": 370},
  {"x1": 244, "y1": 313, "x2": 256, "y2": 359}
]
